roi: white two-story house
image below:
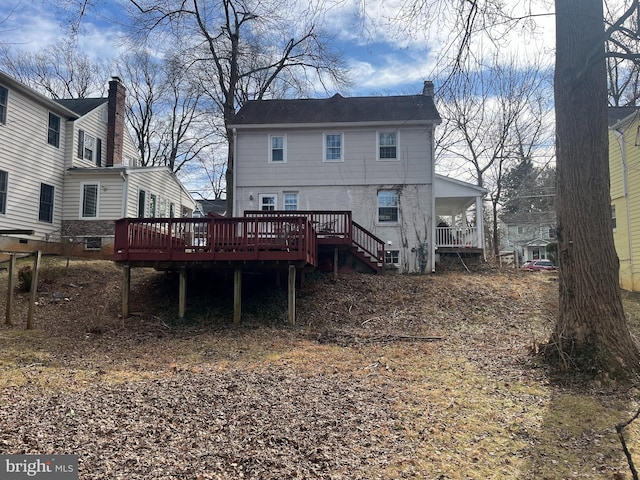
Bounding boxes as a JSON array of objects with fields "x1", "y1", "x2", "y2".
[
  {"x1": 0, "y1": 70, "x2": 196, "y2": 257},
  {"x1": 230, "y1": 82, "x2": 485, "y2": 273}
]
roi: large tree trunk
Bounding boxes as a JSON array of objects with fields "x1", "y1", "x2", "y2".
[{"x1": 549, "y1": 0, "x2": 640, "y2": 378}]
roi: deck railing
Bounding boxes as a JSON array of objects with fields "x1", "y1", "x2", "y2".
[
  {"x1": 436, "y1": 226, "x2": 480, "y2": 248},
  {"x1": 352, "y1": 220, "x2": 385, "y2": 269},
  {"x1": 114, "y1": 216, "x2": 317, "y2": 265},
  {"x1": 244, "y1": 210, "x2": 352, "y2": 242}
]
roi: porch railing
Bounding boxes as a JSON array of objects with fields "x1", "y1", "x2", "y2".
[{"x1": 436, "y1": 226, "x2": 480, "y2": 248}]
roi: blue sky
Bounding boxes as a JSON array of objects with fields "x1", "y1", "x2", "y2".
[{"x1": 0, "y1": 0, "x2": 555, "y2": 97}]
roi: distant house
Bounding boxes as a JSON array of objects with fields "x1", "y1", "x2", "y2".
[
  {"x1": 194, "y1": 198, "x2": 226, "y2": 217},
  {"x1": 230, "y1": 82, "x2": 485, "y2": 273},
  {"x1": 0, "y1": 71, "x2": 196, "y2": 257},
  {"x1": 609, "y1": 106, "x2": 640, "y2": 291},
  {"x1": 501, "y1": 212, "x2": 557, "y2": 263}
]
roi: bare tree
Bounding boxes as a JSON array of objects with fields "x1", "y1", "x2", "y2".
[
  {"x1": 436, "y1": 52, "x2": 552, "y2": 257},
  {"x1": 0, "y1": 37, "x2": 109, "y2": 98},
  {"x1": 128, "y1": 0, "x2": 350, "y2": 214}
]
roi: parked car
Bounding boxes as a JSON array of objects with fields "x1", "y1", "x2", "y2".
[{"x1": 523, "y1": 259, "x2": 556, "y2": 271}]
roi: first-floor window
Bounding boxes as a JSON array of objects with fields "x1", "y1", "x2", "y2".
[
  {"x1": 169, "y1": 203, "x2": 175, "y2": 217},
  {"x1": 0, "y1": 170, "x2": 7, "y2": 214},
  {"x1": 260, "y1": 194, "x2": 277, "y2": 211},
  {"x1": 378, "y1": 190, "x2": 399, "y2": 223},
  {"x1": 138, "y1": 190, "x2": 146, "y2": 217},
  {"x1": 82, "y1": 183, "x2": 99, "y2": 218},
  {"x1": 385, "y1": 250, "x2": 399, "y2": 265},
  {"x1": 284, "y1": 192, "x2": 298, "y2": 211},
  {"x1": 149, "y1": 193, "x2": 157, "y2": 217},
  {"x1": 39, "y1": 183, "x2": 54, "y2": 223},
  {"x1": 612, "y1": 205, "x2": 617, "y2": 229}
]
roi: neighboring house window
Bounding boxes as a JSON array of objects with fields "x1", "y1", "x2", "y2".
[
  {"x1": 517, "y1": 226, "x2": 525, "y2": 235},
  {"x1": 48, "y1": 113, "x2": 60, "y2": 148},
  {"x1": 324, "y1": 133, "x2": 343, "y2": 161},
  {"x1": 547, "y1": 227, "x2": 556, "y2": 239},
  {"x1": 378, "y1": 132, "x2": 398, "y2": 160},
  {"x1": 0, "y1": 170, "x2": 7, "y2": 214},
  {"x1": 270, "y1": 135, "x2": 286, "y2": 162},
  {"x1": 284, "y1": 192, "x2": 298, "y2": 211},
  {"x1": 85, "y1": 237, "x2": 102, "y2": 250},
  {"x1": 612, "y1": 205, "x2": 617, "y2": 229},
  {"x1": 77, "y1": 130, "x2": 102, "y2": 165},
  {"x1": 138, "y1": 190, "x2": 146, "y2": 217},
  {"x1": 0, "y1": 85, "x2": 7, "y2": 125},
  {"x1": 378, "y1": 190, "x2": 399, "y2": 223},
  {"x1": 385, "y1": 250, "x2": 400, "y2": 265},
  {"x1": 82, "y1": 183, "x2": 99, "y2": 218},
  {"x1": 149, "y1": 193, "x2": 157, "y2": 217},
  {"x1": 260, "y1": 194, "x2": 277, "y2": 211},
  {"x1": 38, "y1": 183, "x2": 54, "y2": 223}
]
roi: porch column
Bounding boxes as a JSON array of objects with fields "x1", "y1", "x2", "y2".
[{"x1": 475, "y1": 196, "x2": 485, "y2": 251}]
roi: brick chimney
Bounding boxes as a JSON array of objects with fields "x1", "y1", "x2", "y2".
[
  {"x1": 422, "y1": 80, "x2": 434, "y2": 97},
  {"x1": 106, "y1": 76, "x2": 125, "y2": 167}
]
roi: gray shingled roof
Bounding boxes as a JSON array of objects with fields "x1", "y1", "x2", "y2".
[
  {"x1": 55, "y1": 97, "x2": 107, "y2": 116},
  {"x1": 231, "y1": 93, "x2": 441, "y2": 126},
  {"x1": 608, "y1": 106, "x2": 639, "y2": 126}
]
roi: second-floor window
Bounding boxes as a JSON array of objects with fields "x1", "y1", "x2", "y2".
[
  {"x1": 0, "y1": 170, "x2": 7, "y2": 214},
  {"x1": 612, "y1": 205, "x2": 617, "y2": 229},
  {"x1": 378, "y1": 190, "x2": 399, "y2": 223},
  {"x1": 77, "y1": 130, "x2": 102, "y2": 165},
  {"x1": 39, "y1": 183, "x2": 54, "y2": 223},
  {"x1": 48, "y1": 113, "x2": 60, "y2": 148},
  {"x1": 378, "y1": 132, "x2": 398, "y2": 160},
  {"x1": 270, "y1": 135, "x2": 286, "y2": 162},
  {"x1": 324, "y1": 133, "x2": 343, "y2": 161},
  {"x1": 0, "y1": 85, "x2": 7, "y2": 125},
  {"x1": 82, "y1": 183, "x2": 99, "y2": 218}
]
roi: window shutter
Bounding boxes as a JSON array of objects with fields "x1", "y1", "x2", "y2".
[
  {"x1": 77, "y1": 130, "x2": 84, "y2": 159},
  {"x1": 96, "y1": 138, "x2": 102, "y2": 167}
]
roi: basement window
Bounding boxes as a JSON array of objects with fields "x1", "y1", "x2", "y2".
[
  {"x1": 385, "y1": 250, "x2": 399, "y2": 265},
  {"x1": 85, "y1": 237, "x2": 102, "y2": 250}
]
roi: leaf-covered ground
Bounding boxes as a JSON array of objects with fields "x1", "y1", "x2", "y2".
[{"x1": 1, "y1": 258, "x2": 640, "y2": 479}]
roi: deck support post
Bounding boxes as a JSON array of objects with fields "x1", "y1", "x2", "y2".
[
  {"x1": 26, "y1": 251, "x2": 41, "y2": 330},
  {"x1": 5, "y1": 253, "x2": 15, "y2": 326},
  {"x1": 333, "y1": 247, "x2": 339, "y2": 281},
  {"x1": 179, "y1": 267, "x2": 187, "y2": 318},
  {"x1": 288, "y1": 265, "x2": 296, "y2": 326},
  {"x1": 233, "y1": 267, "x2": 242, "y2": 324},
  {"x1": 121, "y1": 264, "x2": 130, "y2": 318}
]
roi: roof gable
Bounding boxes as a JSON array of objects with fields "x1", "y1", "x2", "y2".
[{"x1": 231, "y1": 93, "x2": 441, "y2": 127}]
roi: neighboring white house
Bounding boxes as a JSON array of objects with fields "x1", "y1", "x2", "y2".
[
  {"x1": 501, "y1": 212, "x2": 557, "y2": 263},
  {"x1": 230, "y1": 82, "x2": 485, "y2": 273},
  {"x1": 0, "y1": 70, "x2": 196, "y2": 257}
]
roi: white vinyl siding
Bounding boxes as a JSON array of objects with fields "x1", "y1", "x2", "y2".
[
  {"x1": 70, "y1": 105, "x2": 107, "y2": 169},
  {"x1": 236, "y1": 127, "x2": 432, "y2": 188}
]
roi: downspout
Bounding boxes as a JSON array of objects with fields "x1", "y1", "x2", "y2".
[
  {"x1": 232, "y1": 127, "x2": 238, "y2": 217},
  {"x1": 613, "y1": 128, "x2": 634, "y2": 279},
  {"x1": 430, "y1": 123, "x2": 437, "y2": 273},
  {"x1": 120, "y1": 170, "x2": 129, "y2": 218}
]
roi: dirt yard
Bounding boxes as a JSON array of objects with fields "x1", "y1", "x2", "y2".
[{"x1": 1, "y1": 258, "x2": 640, "y2": 479}]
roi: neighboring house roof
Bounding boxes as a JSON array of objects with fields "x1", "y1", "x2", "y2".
[
  {"x1": 608, "y1": 106, "x2": 639, "y2": 127},
  {"x1": 523, "y1": 238, "x2": 553, "y2": 247},
  {"x1": 230, "y1": 93, "x2": 441, "y2": 127},
  {"x1": 196, "y1": 199, "x2": 226, "y2": 216},
  {"x1": 501, "y1": 212, "x2": 556, "y2": 226},
  {"x1": 55, "y1": 98, "x2": 107, "y2": 116}
]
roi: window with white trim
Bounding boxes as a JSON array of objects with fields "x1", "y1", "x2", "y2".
[
  {"x1": 149, "y1": 193, "x2": 157, "y2": 217},
  {"x1": 0, "y1": 85, "x2": 7, "y2": 125},
  {"x1": 260, "y1": 194, "x2": 277, "y2": 211},
  {"x1": 324, "y1": 133, "x2": 343, "y2": 161},
  {"x1": 270, "y1": 135, "x2": 286, "y2": 162},
  {"x1": 39, "y1": 183, "x2": 54, "y2": 223},
  {"x1": 138, "y1": 190, "x2": 146, "y2": 217},
  {"x1": 284, "y1": 192, "x2": 298, "y2": 211},
  {"x1": 82, "y1": 183, "x2": 99, "y2": 218},
  {"x1": 378, "y1": 131, "x2": 398, "y2": 160},
  {"x1": 0, "y1": 170, "x2": 7, "y2": 214},
  {"x1": 48, "y1": 112, "x2": 60, "y2": 148},
  {"x1": 77, "y1": 130, "x2": 102, "y2": 165},
  {"x1": 85, "y1": 237, "x2": 102, "y2": 250},
  {"x1": 385, "y1": 250, "x2": 400, "y2": 265},
  {"x1": 378, "y1": 190, "x2": 399, "y2": 223},
  {"x1": 612, "y1": 205, "x2": 617, "y2": 229}
]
